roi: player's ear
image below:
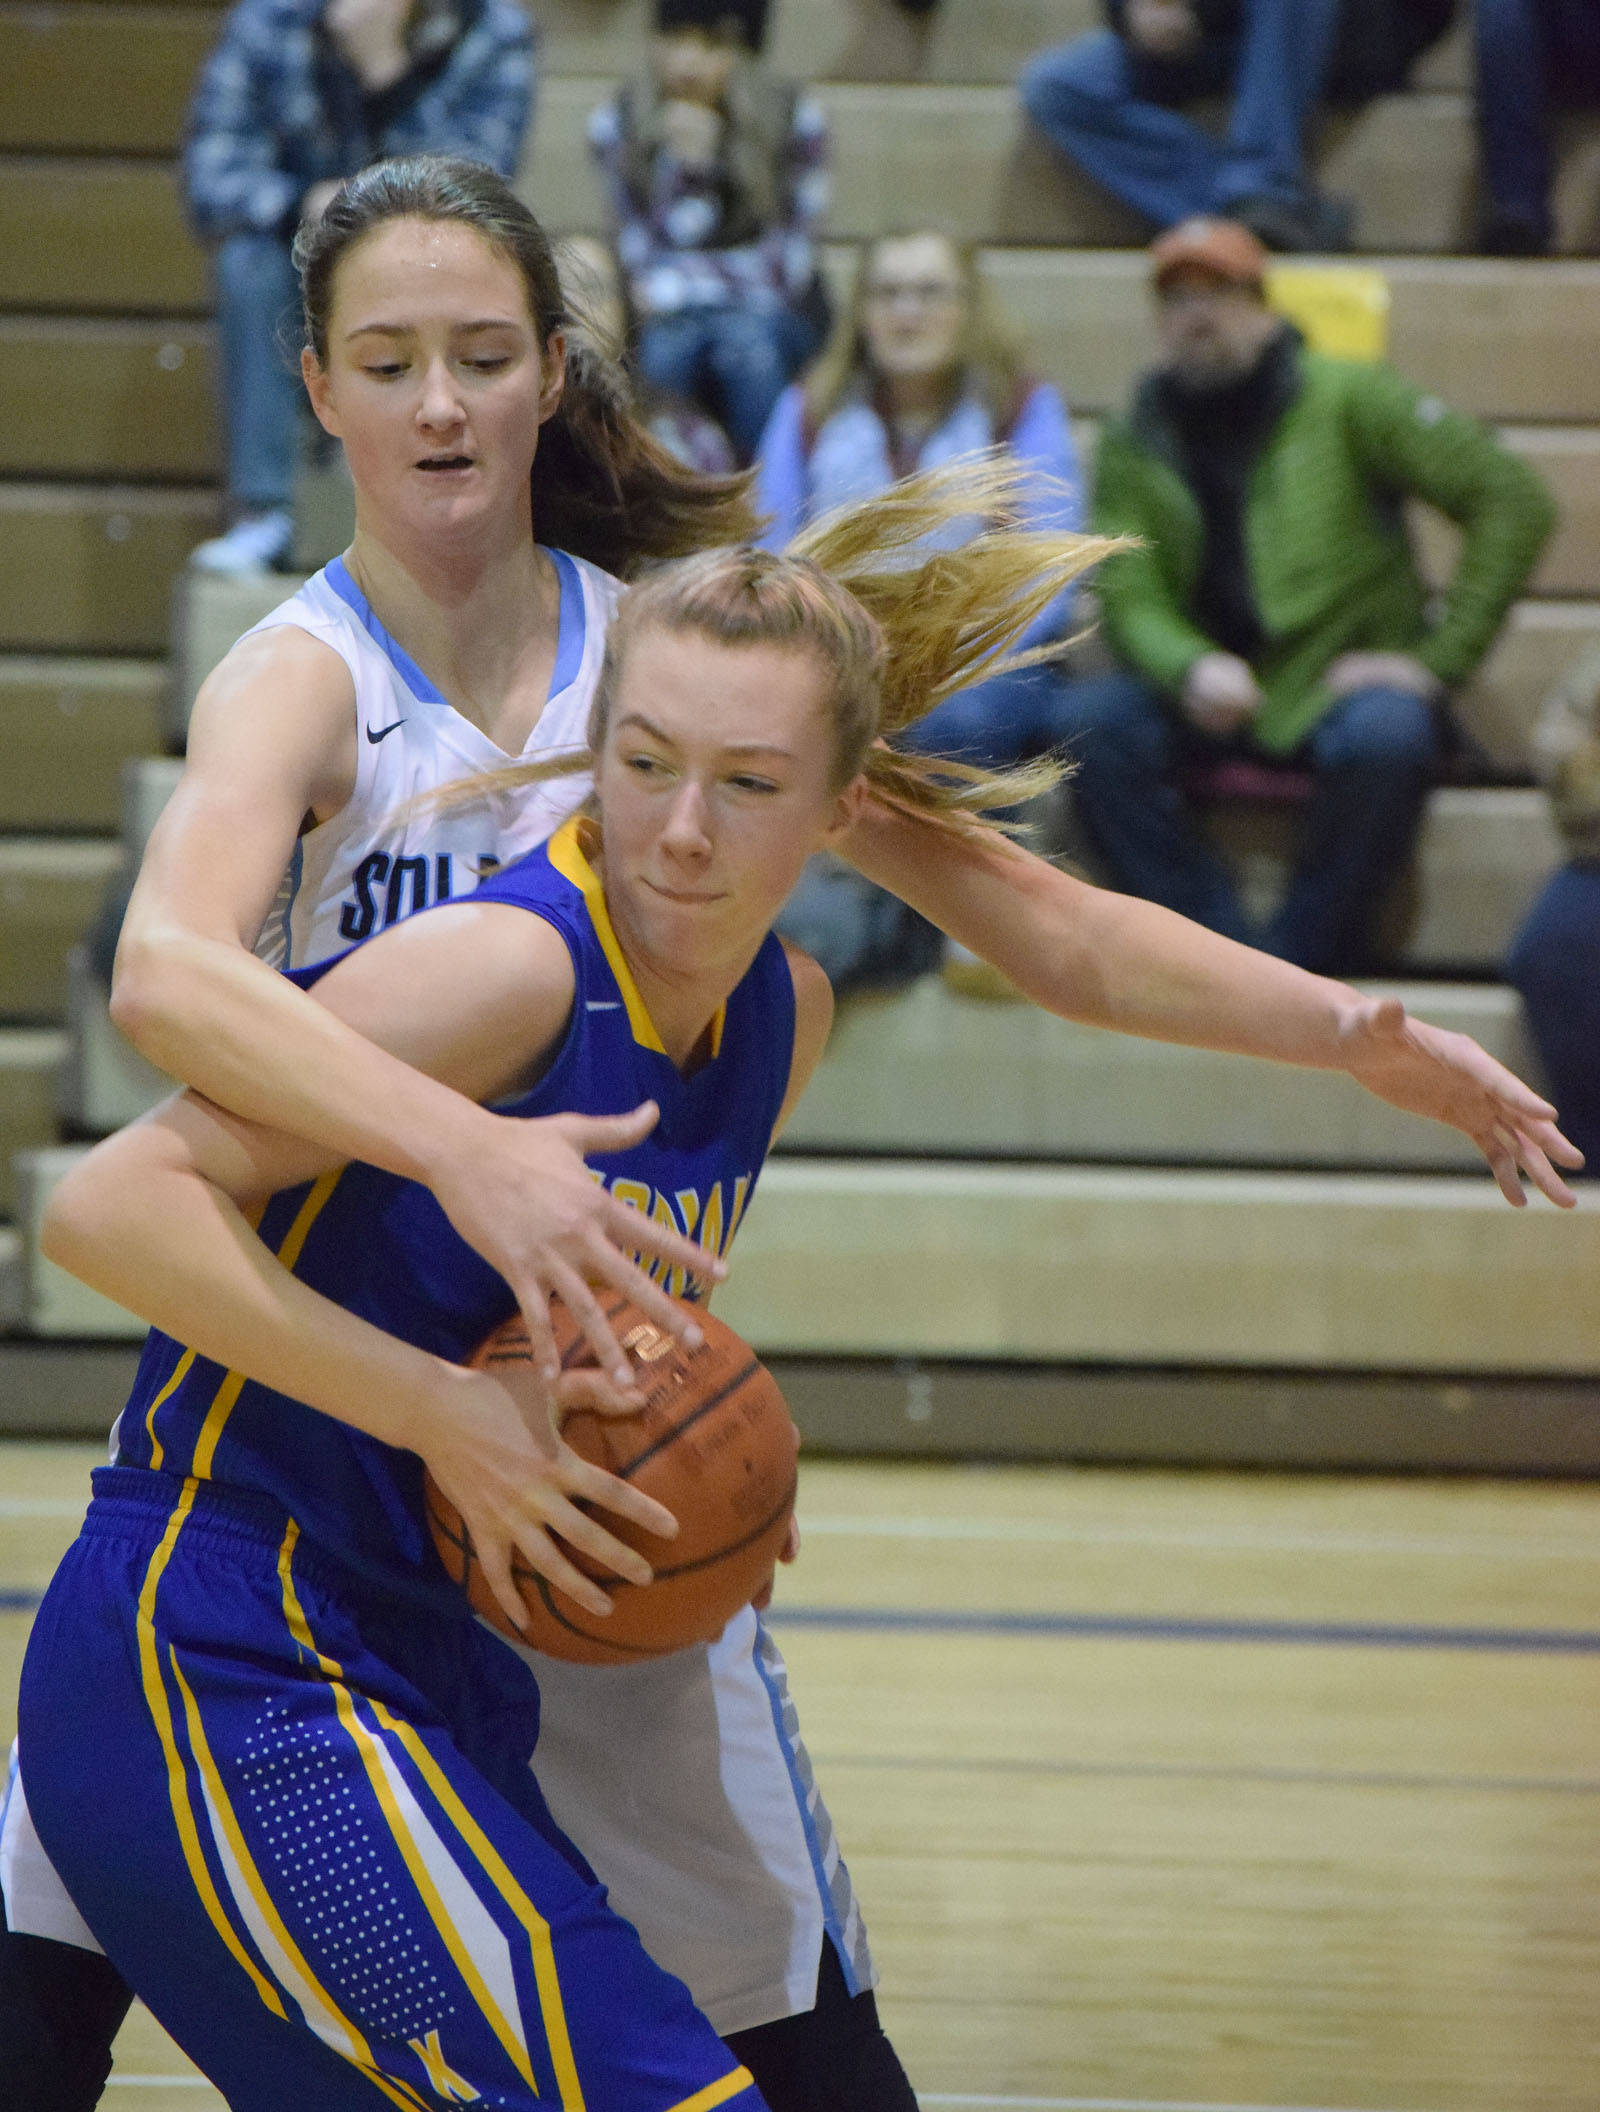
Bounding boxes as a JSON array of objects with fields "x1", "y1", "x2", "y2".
[
  {"x1": 537, "y1": 328, "x2": 567, "y2": 426},
  {"x1": 820, "y1": 773, "x2": 868, "y2": 849},
  {"x1": 302, "y1": 349, "x2": 341, "y2": 438}
]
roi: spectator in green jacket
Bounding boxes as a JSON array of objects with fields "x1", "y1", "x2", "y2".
[{"x1": 1064, "y1": 216, "x2": 1555, "y2": 971}]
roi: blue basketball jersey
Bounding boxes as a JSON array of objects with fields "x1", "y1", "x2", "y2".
[{"x1": 113, "y1": 816, "x2": 798, "y2": 1612}]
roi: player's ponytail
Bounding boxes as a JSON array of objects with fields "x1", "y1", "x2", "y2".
[
  {"x1": 421, "y1": 455, "x2": 1119, "y2": 835},
  {"x1": 785, "y1": 453, "x2": 1114, "y2": 826},
  {"x1": 293, "y1": 155, "x2": 756, "y2": 578}
]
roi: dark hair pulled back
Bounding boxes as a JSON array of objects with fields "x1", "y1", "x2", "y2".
[{"x1": 291, "y1": 155, "x2": 756, "y2": 578}]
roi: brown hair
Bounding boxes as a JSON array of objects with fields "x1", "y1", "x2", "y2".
[
  {"x1": 434, "y1": 455, "x2": 1116, "y2": 834},
  {"x1": 802, "y1": 231, "x2": 1030, "y2": 437},
  {"x1": 292, "y1": 155, "x2": 756, "y2": 577}
]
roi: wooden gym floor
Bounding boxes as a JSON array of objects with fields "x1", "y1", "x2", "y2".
[{"x1": 4, "y1": 1440, "x2": 1598, "y2": 2111}]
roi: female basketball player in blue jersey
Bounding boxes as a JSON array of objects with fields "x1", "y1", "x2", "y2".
[
  {"x1": 1, "y1": 155, "x2": 1581, "y2": 2109},
  {"x1": 18, "y1": 469, "x2": 1101, "y2": 2109}
]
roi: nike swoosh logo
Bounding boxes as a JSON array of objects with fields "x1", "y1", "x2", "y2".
[
  {"x1": 585, "y1": 1001, "x2": 622, "y2": 1011},
  {"x1": 366, "y1": 719, "x2": 406, "y2": 744}
]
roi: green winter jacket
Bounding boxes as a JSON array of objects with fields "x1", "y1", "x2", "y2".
[{"x1": 1090, "y1": 342, "x2": 1557, "y2": 754}]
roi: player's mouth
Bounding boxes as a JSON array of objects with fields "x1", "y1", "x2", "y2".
[
  {"x1": 644, "y1": 879, "x2": 726, "y2": 905},
  {"x1": 416, "y1": 453, "x2": 476, "y2": 473}
]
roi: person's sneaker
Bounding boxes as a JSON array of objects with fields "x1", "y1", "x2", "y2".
[
  {"x1": 189, "y1": 508, "x2": 295, "y2": 577},
  {"x1": 1231, "y1": 190, "x2": 1355, "y2": 253}
]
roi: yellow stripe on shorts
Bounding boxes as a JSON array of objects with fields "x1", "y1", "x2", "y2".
[
  {"x1": 135, "y1": 1479, "x2": 286, "y2": 2020},
  {"x1": 276, "y1": 1523, "x2": 549, "y2": 2100}
]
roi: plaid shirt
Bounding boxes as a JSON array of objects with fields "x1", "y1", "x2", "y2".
[
  {"x1": 587, "y1": 85, "x2": 829, "y2": 320},
  {"x1": 182, "y1": 0, "x2": 535, "y2": 241}
]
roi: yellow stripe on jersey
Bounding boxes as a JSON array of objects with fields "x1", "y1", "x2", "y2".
[
  {"x1": 547, "y1": 816, "x2": 726, "y2": 1062},
  {"x1": 187, "y1": 1170, "x2": 344, "y2": 1480},
  {"x1": 276, "y1": 1524, "x2": 546, "y2": 2100},
  {"x1": 142, "y1": 1349, "x2": 196, "y2": 1472},
  {"x1": 665, "y1": 2068, "x2": 759, "y2": 2112},
  {"x1": 135, "y1": 1480, "x2": 287, "y2": 2021}
]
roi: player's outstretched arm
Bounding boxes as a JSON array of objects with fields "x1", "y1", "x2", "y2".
[
  {"x1": 111, "y1": 631, "x2": 718, "y2": 1386},
  {"x1": 842, "y1": 799, "x2": 1583, "y2": 1206}
]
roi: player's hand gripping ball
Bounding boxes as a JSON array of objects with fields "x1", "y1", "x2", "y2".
[{"x1": 426, "y1": 1298, "x2": 799, "y2": 1663}]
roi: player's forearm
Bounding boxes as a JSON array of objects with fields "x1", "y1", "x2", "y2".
[
  {"x1": 844, "y1": 803, "x2": 1365, "y2": 1069},
  {"x1": 42, "y1": 1145, "x2": 449, "y2": 1455},
  {"x1": 111, "y1": 923, "x2": 495, "y2": 1188}
]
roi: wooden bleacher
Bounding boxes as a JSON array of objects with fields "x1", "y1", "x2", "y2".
[{"x1": 2, "y1": 0, "x2": 1598, "y2": 1453}]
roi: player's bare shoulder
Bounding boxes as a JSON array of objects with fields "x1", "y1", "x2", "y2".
[{"x1": 187, "y1": 620, "x2": 360, "y2": 824}]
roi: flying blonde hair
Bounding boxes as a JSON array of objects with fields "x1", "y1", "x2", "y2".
[{"x1": 427, "y1": 453, "x2": 1120, "y2": 833}]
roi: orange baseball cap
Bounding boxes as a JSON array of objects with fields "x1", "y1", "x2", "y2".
[{"x1": 1150, "y1": 217, "x2": 1269, "y2": 292}]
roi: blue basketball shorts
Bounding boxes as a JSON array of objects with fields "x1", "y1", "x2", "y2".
[{"x1": 19, "y1": 1467, "x2": 765, "y2": 2112}]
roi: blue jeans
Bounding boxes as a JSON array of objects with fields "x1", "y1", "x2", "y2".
[
  {"x1": 1057, "y1": 672, "x2": 1441, "y2": 973},
  {"x1": 1473, "y1": 0, "x2": 1600, "y2": 238},
  {"x1": 1506, "y1": 861, "x2": 1600, "y2": 1171},
  {"x1": 1019, "y1": 0, "x2": 1341, "y2": 225},
  {"x1": 213, "y1": 232, "x2": 305, "y2": 511},
  {"x1": 636, "y1": 306, "x2": 819, "y2": 465}
]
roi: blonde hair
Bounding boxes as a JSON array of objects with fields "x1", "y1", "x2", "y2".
[
  {"x1": 803, "y1": 232, "x2": 1029, "y2": 435},
  {"x1": 427, "y1": 454, "x2": 1117, "y2": 834}
]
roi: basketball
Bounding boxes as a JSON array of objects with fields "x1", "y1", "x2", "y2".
[{"x1": 425, "y1": 1298, "x2": 799, "y2": 1663}]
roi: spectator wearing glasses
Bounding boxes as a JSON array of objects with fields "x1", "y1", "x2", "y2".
[{"x1": 756, "y1": 228, "x2": 1084, "y2": 990}]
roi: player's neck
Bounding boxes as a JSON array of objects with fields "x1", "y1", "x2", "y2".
[{"x1": 343, "y1": 519, "x2": 560, "y2": 743}]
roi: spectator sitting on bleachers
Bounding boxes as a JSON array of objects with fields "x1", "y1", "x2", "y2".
[
  {"x1": 1019, "y1": 0, "x2": 1454, "y2": 254},
  {"x1": 558, "y1": 232, "x2": 738, "y2": 475},
  {"x1": 1472, "y1": 0, "x2": 1600, "y2": 254},
  {"x1": 181, "y1": 0, "x2": 535, "y2": 577},
  {"x1": 1061, "y1": 215, "x2": 1555, "y2": 974},
  {"x1": 587, "y1": 0, "x2": 830, "y2": 466},
  {"x1": 756, "y1": 229, "x2": 1085, "y2": 992},
  {"x1": 1505, "y1": 644, "x2": 1600, "y2": 1168}
]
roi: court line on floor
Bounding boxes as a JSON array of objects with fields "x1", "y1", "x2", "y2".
[
  {"x1": 765, "y1": 1605, "x2": 1600, "y2": 1653},
  {"x1": 11, "y1": 1594, "x2": 1600, "y2": 1653},
  {"x1": 10, "y1": 1496, "x2": 1599, "y2": 1562},
  {"x1": 920, "y1": 2097, "x2": 1435, "y2": 2112},
  {"x1": 813, "y1": 1750, "x2": 1600, "y2": 1797},
  {"x1": 799, "y1": 1512, "x2": 1600, "y2": 1562},
  {"x1": 102, "y1": 2088, "x2": 1432, "y2": 2110}
]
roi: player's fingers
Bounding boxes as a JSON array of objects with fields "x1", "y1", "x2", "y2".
[
  {"x1": 601, "y1": 1197, "x2": 728, "y2": 1283},
  {"x1": 508, "y1": 1284, "x2": 562, "y2": 1383},
  {"x1": 1480, "y1": 1128, "x2": 1528, "y2": 1208},
  {"x1": 545, "y1": 1259, "x2": 636, "y2": 1388},
  {"x1": 1510, "y1": 1126, "x2": 1579, "y2": 1209},
  {"x1": 476, "y1": 1536, "x2": 534, "y2": 1641},
  {"x1": 558, "y1": 1101, "x2": 661, "y2": 1155},
  {"x1": 536, "y1": 1486, "x2": 657, "y2": 1588},
  {"x1": 584, "y1": 1234, "x2": 711, "y2": 1347},
  {"x1": 511, "y1": 1523, "x2": 617, "y2": 1620},
  {"x1": 558, "y1": 1454, "x2": 679, "y2": 1547},
  {"x1": 553, "y1": 1368, "x2": 643, "y2": 1418}
]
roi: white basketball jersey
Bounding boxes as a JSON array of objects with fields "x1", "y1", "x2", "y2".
[{"x1": 246, "y1": 549, "x2": 613, "y2": 969}]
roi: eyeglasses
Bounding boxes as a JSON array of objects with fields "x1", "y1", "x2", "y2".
[{"x1": 863, "y1": 280, "x2": 964, "y2": 310}]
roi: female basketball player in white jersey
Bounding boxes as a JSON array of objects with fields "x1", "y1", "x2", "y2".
[{"x1": 0, "y1": 156, "x2": 1579, "y2": 2109}]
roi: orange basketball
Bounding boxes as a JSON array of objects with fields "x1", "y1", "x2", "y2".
[{"x1": 425, "y1": 1298, "x2": 798, "y2": 1663}]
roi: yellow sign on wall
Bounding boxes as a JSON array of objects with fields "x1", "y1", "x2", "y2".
[{"x1": 1266, "y1": 265, "x2": 1391, "y2": 361}]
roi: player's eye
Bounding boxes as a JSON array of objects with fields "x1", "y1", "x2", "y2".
[
  {"x1": 464, "y1": 355, "x2": 512, "y2": 373},
  {"x1": 728, "y1": 773, "x2": 780, "y2": 795},
  {"x1": 363, "y1": 361, "x2": 406, "y2": 379},
  {"x1": 625, "y1": 751, "x2": 670, "y2": 776}
]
